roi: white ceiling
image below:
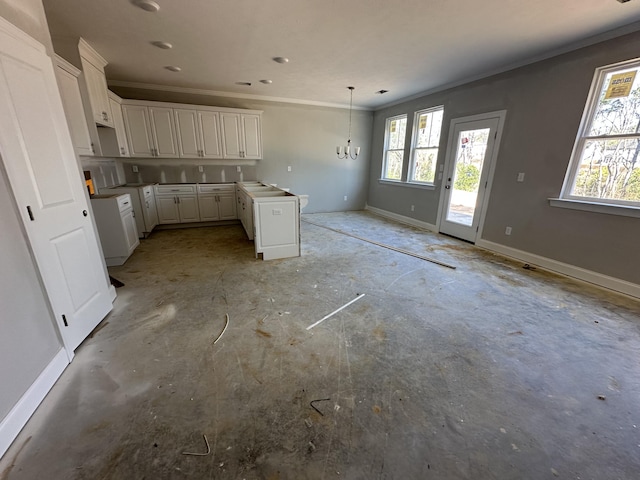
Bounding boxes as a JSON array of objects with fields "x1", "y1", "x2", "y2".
[{"x1": 42, "y1": 0, "x2": 640, "y2": 109}]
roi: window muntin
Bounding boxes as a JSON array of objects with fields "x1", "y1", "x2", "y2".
[
  {"x1": 409, "y1": 107, "x2": 444, "y2": 184},
  {"x1": 382, "y1": 115, "x2": 407, "y2": 180},
  {"x1": 563, "y1": 59, "x2": 640, "y2": 206}
]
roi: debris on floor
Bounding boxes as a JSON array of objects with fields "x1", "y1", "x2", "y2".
[
  {"x1": 213, "y1": 313, "x2": 229, "y2": 345},
  {"x1": 182, "y1": 434, "x2": 211, "y2": 456},
  {"x1": 307, "y1": 293, "x2": 366, "y2": 330},
  {"x1": 302, "y1": 218, "x2": 456, "y2": 269},
  {"x1": 310, "y1": 398, "x2": 331, "y2": 416}
]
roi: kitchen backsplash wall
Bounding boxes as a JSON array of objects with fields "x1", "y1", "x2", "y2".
[
  {"x1": 81, "y1": 157, "x2": 123, "y2": 191},
  {"x1": 119, "y1": 161, "x2": 258, "y2": 185}
]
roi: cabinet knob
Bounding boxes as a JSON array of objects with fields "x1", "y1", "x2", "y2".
[{"x1": 83, "y1": 210, "x2": 88, "y2": 217}]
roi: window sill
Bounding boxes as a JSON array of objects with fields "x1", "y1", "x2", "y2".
[
  {"x1": 379, "y1": 179, "x2": 436, "y2": 190},
  {"x1": 548, "y1": 198, "x2": 640, "y2": 219}
]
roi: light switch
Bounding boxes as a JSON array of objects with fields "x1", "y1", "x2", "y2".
[
  {"x1": 287, "y1": 166, "x2": 292, "y2": 172},
  {"x1": 132, "y1": 165, "x2": 139, "y2": 173},
  {"x1": 236, "y1": 166, "x2": 241, "y2": 173},
  {"x1": 198, "y1": 165, "x2": 204, "y2": 173},
  {"x1": 517, "y1": 172, "x2": 525, "y2": 182}
]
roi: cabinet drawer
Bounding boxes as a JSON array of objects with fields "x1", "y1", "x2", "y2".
[
  {"x1": 197, "y1": 183, "x2": 234, "y2": 194},
  {"x1": 142, "y1": 185, "x2": 154, "y2": 198},
  {"x1": 155, "y1": 184, "x2": 196, "y2": 195},
  {"x1": 117, "y1": 194, "x2": 133, "y2": 212}
]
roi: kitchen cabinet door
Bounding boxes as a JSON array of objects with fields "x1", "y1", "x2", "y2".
[
  {"x1": 218, "y1": 193, "x2": 237, "y2": 220},
  {"x1": 54, "y1": 58, "x2": 94, "y2": 156},
  {"x1": 108, "y1": 95, "x2": 129, "y2": 157},
  {"x1": 149, "y1": 107, "x2": 178, "y2": 157},
  {"x1": 220, "y1": 112, "x2": 242, "y2": 158},
  {"x1": 81, "y1": 58, "x2": 113, "y2": 127},
  {"x1": 174, "y1": 108, "x2": 200, "y2": 158},
  {"x1": 143, "y1": 191, "x2": 159, "y2": 233},
  {"x1": 199, "y1": 110, "x2": 223, "y2": 158},
  {"x1": 122, "y1": 104, "x2": 154, "y2": 157},
  {"x1": 241, "y1": 113, "x2": 262, "y2": 159},
  {"x1": 177, "y1": 195, "x2": 200, "y2": 223},
  {"x1": 156, "y1": 196, "x2": 180, "y2": 224},
  {"x1": 198, "y1": 195, "x2": 220, "y2": 221},
  {"x1": 121, "y1": 209, "x2": 139, "y2": 254}
]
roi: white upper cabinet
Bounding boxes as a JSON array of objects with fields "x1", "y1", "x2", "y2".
[
  {"x1": 174, "y1": 108, "x2": 200, "y2": 158},
  {"x1": 122, "y1": 104, "x2": 178, "y2": 157},
  {"x1": 54, "y1": 55, "x2": 94, "y2": 156},
  {"x1": 78, "y1": 38, "x2": 113, "y2": 128},
  {"x1": 174, "y1": 108, "x2": 223, "y2": 159},
  {"x1": 149, "y1": 106, "x2": 179, "y2": 157},
  {"x1": 220, "y1": 112, "x2": 262, "y2": 159},
  {"x1": 121, "y1": 100, "x2": 261, "y2": 159},
  {"x1": 241, "y1": 113, "x2": 262, "y2": 160},
  {"x1": 199, "y1": 110, "x2": 223, "y2": 158},
  {"x1": 107, "y1": 92, "x2": 129, "y2": 157},
  {"x1": 122, "y1": 104, "x2": 154, "y2": 156},
  {"x1": 220, "y1": 112, "x2": 242, "y2": 158}
]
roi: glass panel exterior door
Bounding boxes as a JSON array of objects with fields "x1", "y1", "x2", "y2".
[
  {"x1": 446, "y1": 127, "x2": 491, "y2": 226},
  {"x1": 439, "y1": 113, "x2": 504, "y2": 243}
]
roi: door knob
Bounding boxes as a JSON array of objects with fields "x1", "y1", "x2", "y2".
[
  {"x1": 445, "y1": 185, "x2": 450, "y2": 189},
  {"x1": 83, "y1": 210, "x2": 88, "y2": 216}
]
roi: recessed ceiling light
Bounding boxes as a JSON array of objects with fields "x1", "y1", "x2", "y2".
[
  {"x1": 273, "y1": 57, "x2": 289, "y2": 64},
  {"x1": 260, "y1": 79, "x2": 273, "y2": 84},
  {"x1": 131, "y1": 0, "x2": 160, "y2": 12},
  {"x1": 235, "y1": 82, "x2": 252, "y2": 86},
  {"x1": 151, "y1": 41, "x2": 172, "y2": 49},
  {"x1": 164, "y1": 65, "x2": 181, "y2": 72}
]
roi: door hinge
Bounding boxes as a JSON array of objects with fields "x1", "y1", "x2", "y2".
[
  {"x1": 27, "y1": 205, "x2": 34, "y2": 221},
  {"x1": 62, "y1": 314, "x2": 68, "y2": 327}
]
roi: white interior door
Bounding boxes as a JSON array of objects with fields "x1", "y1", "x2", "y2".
[
  {"x1": 438, "y1": 111, "x2": 506, "y2": 243},
  {"x1": 0, "y1": 19, "x2": 113, "y2": 353}
]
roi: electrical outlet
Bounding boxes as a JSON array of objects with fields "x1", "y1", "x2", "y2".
[
  {"x1": 505, "y1": 226, "x2": 512, "y2": 235},
  {"x1": 517, "y1": 172, "x2": 525, "y2": 182},
  {"x1": 132, "y1": 165, "x2": 138, "y2": 173},
  {"x1": 344, "y1": 195, "x2": 348, "y2": 201},
  {"x1": 198, "y1": 165, "x2": 204, "y2": 173},
  {"x1": 411, "y1": 205, "x2": 415, "y2": 212},
  {"x1": 236, "y1": 166, "x2": 241, "y2": 173},
  {"x1": 287, "y1": 166, "x2": 292, "y2": 172}
]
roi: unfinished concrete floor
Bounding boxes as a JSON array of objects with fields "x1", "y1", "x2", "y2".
[{"x1": 2, "y1": 211, "x2": 640, "y2": 480}]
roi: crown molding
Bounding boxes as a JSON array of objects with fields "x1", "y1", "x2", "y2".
[{"x1": 107, "y1": 80, "x2": 372, "y2": 111}]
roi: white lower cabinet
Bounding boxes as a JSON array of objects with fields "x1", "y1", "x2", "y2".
[
  {"x1": 91, "y1": 194, "x2": 140, "y2": 266},
  {"x1": 197, "y1": 184, "x2": 236, "y2": 221},
  {"x1": 155, "y1": 185, "x2": 200, "y2": 224}
]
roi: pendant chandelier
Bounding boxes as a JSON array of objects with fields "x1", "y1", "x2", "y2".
[{"x1": 336, "y1": 86, "x2": 360, "y2": 160}]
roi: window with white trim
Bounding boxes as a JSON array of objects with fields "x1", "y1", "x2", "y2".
[
  {"x1": 381, "y1": 114, "x2": 407, "y2": 180},
  {"x1": 562, "y1": 58, "x2": 640, "y2": 207},
  {"x1": 409, "y1": 106, "x2": 444, "y2": 184}
]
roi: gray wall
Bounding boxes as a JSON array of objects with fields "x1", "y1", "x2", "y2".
[
  {"x1": 0, "y1": 0, "x2": 53, "y2": 56},
  {"x1": 110, "y1": 87, "x2": 372, "y2": 213},
  {"x1": 0, "y1": 161, "x2": 62, "y2": 421},
  {"x1": 368, "y1": 30, "x2": 640, "y2": 286}
]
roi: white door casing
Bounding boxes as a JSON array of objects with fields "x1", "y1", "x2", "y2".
[
  {"x1": 437, "y1": 110, "x2": 506, "y2": 243},
  {"x1": 0, "y1": 19, "x2": 113, "y2": 354}
]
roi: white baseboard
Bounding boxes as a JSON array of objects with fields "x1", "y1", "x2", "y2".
[
  {"x1": 476, "y1": 239, "x2": 640, "y2": 299},
  {"x1": 0, "y1": 349, "x2": 69, "y2": 458},
  {"x1": 365, "y1": 205, "x2": 438, "y2": 232}
]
